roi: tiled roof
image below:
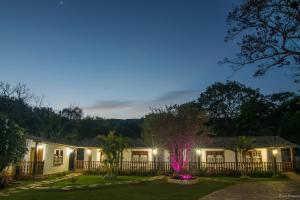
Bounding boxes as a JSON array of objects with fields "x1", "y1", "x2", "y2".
[
  {"x1": 27, "y1": 135, "x2": 298, "y2": 149},
  {"x1": 200, "y1": 136, "x2": 298, "y2": 149}
]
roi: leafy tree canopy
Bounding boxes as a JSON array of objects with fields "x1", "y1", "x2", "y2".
[
  {"x1": 223, "y1": 0, "x2": 300, "y2": 83},
  {"x1": 0, "y1": 114, "x2": 27, "y2": 176}
]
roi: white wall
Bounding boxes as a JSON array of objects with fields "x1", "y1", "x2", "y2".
[
  {"x1": 43, "y1": 143, "x2": 70, "y2": 175},
  {"x1": 122, "y1": 148, "x2": 153, "y2": 161}
]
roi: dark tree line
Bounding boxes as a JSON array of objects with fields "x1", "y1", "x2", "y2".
[
  {"x1": 197, "y1": 81, "x2": 300, "y2": 144},
  {"x1": 1, "y1": 81, "x2": 299, "y2": 144},
  {"x1": 0, "y1": 82, "x2": 142, "y2": 140}
]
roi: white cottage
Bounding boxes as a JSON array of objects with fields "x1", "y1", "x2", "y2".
[{"x1": 12, "y1": 135, "x2": 299, "y2": 178}]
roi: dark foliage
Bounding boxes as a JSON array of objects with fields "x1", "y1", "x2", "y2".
[
  {"x1": 198, "y1": 81, "x2": 300, "y2": 144},
  {"x1": 0, "y1": 95, "x2": 142, "y2": 140},
  {"x1": 223, "y1": 0, "x2": 300, "y2": 83}
]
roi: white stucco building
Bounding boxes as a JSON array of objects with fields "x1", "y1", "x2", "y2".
[{"x1": 12, "y1": 135, "x2": 299, "y2": 178}]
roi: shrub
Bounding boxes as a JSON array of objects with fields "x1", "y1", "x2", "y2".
[
  {"x1": 246, "y1": 170, "x2": 274, "y2": 178},
  {"x1": 272, "y1": 172, "x2": 287, "y2": 179},
  {"x1": 194, "y1": 168, "x2": 242, "y2": 177}
]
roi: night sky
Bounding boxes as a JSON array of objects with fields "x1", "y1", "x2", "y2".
[{"x1": 0, "y1": 0, "x2": 297, "y2": 118}]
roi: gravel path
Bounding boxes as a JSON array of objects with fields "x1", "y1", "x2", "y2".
[{"x1": 200, "y1": 174, "x2": 300, "y2": 200}]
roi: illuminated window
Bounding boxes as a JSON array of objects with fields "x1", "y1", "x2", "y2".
[
  {"x1": 206, "y1": 151, "x2": 224, "y2": 163},
  {"x1": 53, "y1": 149, "x2": 63, "y2": 166}
]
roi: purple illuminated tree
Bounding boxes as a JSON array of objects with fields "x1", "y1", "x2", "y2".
[{"x1": 143, "y1": 103, "x2": 209, "y2": 173}]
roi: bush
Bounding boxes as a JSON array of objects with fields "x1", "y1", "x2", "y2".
[
  {"x1": 193, "y1": 168, "x2": 242, "y2": 177},
  {"x1": 246, "y1": 170, "x2": 274, "y2": 178},
  {"x1": 82, "y1": 170, "x2": 158, "y2": 177},
  {"x1": 272, "y1": 172, "x2": 287, "y2": 179}
]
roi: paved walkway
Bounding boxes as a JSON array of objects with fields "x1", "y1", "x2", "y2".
[{"x1": 200, "y1": 174, "x2": 300, "y2": 200}]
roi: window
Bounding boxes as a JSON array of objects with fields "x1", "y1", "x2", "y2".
[
  {"x1": 206, "y1": 151, "x2": 224, "y2": 163},
  {"x1": 132, "y1": 151, "x2": 148, "y2": 162},
  {"x1": 245, "y1": 150, "x2": 262, "y2": 162},
  {"x1": 53, "y1": 149, "x2": 63, "y2": 166}
]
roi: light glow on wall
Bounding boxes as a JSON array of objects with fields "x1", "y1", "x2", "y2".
[
  {"x1": 67, "y1": 148, "x2": 74, "y2": 155},
  {"x1": 86, "y1": 149, "x2": 91, "y2": 154},
  {"x1": 196, "y1": 149, "x2": 201, "y2": 155},
  {"x1": 272, "y1": 149, "x2": 278, "y2": 156}
]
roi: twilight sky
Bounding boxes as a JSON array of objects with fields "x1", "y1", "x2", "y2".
[{"x1": 0, "y1": 0, "x2": 298, "y2": 119}]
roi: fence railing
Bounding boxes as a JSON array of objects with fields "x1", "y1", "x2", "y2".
[
  {"x1": 75, "y1": 161, "x2": 293, "y2": 173},
  {"x1": 15, "y1": 161, "x2": 44, "y2": 177}
]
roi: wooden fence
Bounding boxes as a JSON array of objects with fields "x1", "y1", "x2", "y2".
[
  {"x1": 76, "y1": 161, "x2": 293, "y2": 173},
  {"x1": 15, "y1": 161, "x2": 44, "y2": 177}
]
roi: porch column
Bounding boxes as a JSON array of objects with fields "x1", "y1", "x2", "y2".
[
  {"x1": 32, "y1": 141, "x2": 38, "y2": 177},
  {"x1": 73, "y1": 148, "x2": 77, "y2": 170},
  {"x1": 290, "y1": 147, "x2": 295, "y2": 170}
]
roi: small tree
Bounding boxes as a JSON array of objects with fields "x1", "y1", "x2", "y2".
[
  {"x1": 0, "y1": 114, "x2": 27, "y2": 185},
  {"x1": 98, "y1": 131, "x2": 127, "y2": 179},
  {"x1": 236, "y1": 136, "x2": 253, "y2": 175},
  {"x1": 143, "y1": 103, "x2": 209, "y2": 174}
]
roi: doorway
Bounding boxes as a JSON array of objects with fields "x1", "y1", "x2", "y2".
[{"x1": 68, "y1": 151, "x2": 75, "y2": 171}]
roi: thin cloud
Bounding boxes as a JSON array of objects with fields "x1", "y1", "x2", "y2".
[
  {"x1": 84, "y1": 100, "x2": 134, "y2": 110},
  {"x1": 83, "y1": 90, "x2": 200, "y2": 118}
]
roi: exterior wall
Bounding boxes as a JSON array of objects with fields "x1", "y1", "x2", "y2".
[
  {"x1": 42, "y1": 143, "x2": 70, "y2": 175},
  {"x1": 23, "y1": 139, "x2": 37, "y2": 161},
  {"x1": 83, "y1": 148, "x2": 101, "y2": 162},
  {"x1": 18, "y1": 139, "x2": 291, "y2": 176},
  {"x1": 20, "y1": 139, "x2": 74, "y2": 175},
  {"x1": 122, "y1": 148, "x2": 154, "y2": 161},
  {"x1": 265, "y1": 147, "x2": 282, "y2": 162}
]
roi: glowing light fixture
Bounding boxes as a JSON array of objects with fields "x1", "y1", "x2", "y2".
[
  {"x1": 67, "y1": 148, "x2": 74, "y2": 155},
  {"x1": 37, "y1": 144, "x2": 43, "y2": 150},
  {"x1": 153, "y1": 148, "x2": 158, "y2": 155},
  {"x1": 272, "y1": 149, "x2": 278, "y2": 156},
  {"x1": 196, "y1": 149, "x2": 201, "y2": 155},
  {"x1": 86, "y1": 149, "x2": 91, "y2": 154}
]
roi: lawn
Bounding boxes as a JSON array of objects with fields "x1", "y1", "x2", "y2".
[
  {"x1": 50, "y1": 175, "x2": 148, "y2": 187},
  {"x1": 1, "y1": 176, "x2": 234, "y2": 200}
]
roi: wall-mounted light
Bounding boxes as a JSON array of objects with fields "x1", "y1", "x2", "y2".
[
  {"x1": 37, "y1": 144, "x2": 44, "y2": 150},
  {"x1": 196, "y1": 149, "x2": 201, "y2": 155},
  {"x1": 67, "y1": 148, "x2": 74, "y2": 155},
  {"x1": 153, "y1": 148, "x2": 158, "y2": 156},
  {"x1": 272, "y1": 149, "x2": 278, "y2": 156},
  {"x1": 86, "y1": 149, "x2": 91, "y2": 155}
]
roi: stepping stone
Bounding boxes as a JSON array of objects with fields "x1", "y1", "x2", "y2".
[
  {"x1": 35, "y1": 186, "x2": 50, "y2": 190},
  {"x1": 8, "y1": 188, "x2": 16, "y2": 191},
  {"x1": 76, "y1": 186, "x2": 83, "y2": 189},
  {"x1": 18, "y1": 187, "x2": 29, "y2": 190},
  {"x1": 0, "y1": 193, "x2": 9, "y2": 197},
  {"x1": 104, "y1": 183, "x2": 112, "y2": 185},
  {"x1": 88, "y1": 184, "x2": 98, "y2": 188}
]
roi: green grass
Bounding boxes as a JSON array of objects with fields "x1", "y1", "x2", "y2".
[
  {"x1": 1, "y1": 178, "x2": 234, "y2": 200},
  {"x1": 51, "y1": 175, "x2": 149, "y2": 187}
]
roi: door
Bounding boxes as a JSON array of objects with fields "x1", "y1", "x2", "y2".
[{"x1": 69, "y1": 151, "x2": 75, "y2": 171}]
